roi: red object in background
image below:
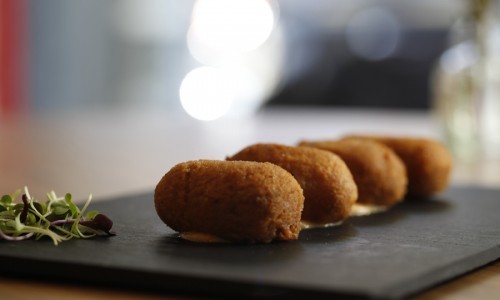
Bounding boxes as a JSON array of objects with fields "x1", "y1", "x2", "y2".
[{"x1": 0, "y1": 0, "x2": 28, "y2": 115}]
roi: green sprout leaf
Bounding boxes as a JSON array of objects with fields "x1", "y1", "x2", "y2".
[
  {"x1": 1, "y1": 195, "x2": 12, "y2": 206},
  {"x1": 85, "y1": 210, "x2": 99, "y2": 220},
  {"x1": 0, "y1": 187, "x2": 115, "y2": 245},
  {"x1": 52, "y1": 205, "x2": 69, "y2": 216},
  {"x1": 64, "y1": 193, "x2": 79, "y2": 217}
]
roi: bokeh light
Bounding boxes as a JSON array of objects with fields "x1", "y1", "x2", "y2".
[
  {"x1": 187, "y1": 0, "x2": 275, "y2": 65},
  {"x1": 179, "y1": 66, "x2": 267, "y2": 121},
  {"x1": 346, "y1": 7, "x2": 400, "y2": 61},
  {"x1": 179, "y1": 67, "x2": 234, "y2": 121},
  {"x1": 180, "y1": 0, "x2": 281, "y2": 121}
]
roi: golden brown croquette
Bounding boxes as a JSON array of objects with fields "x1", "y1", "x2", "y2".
[
  {"x1": 343, "y1": 135, "x2": 452, "y2": 197},
  {"x1": 227, "y1": 143, "x2": 358, "y2": 225},
  {"x1": 299, "y1": 139, "x2": 408, "y2": 207},
  {"x1": 154, "y1": 160, "x2": 304, "y2": 243}
]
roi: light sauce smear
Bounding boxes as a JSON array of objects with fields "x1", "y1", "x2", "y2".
[
  {"x1": 300, "y1": 221, "x2": 343, "y2": 230},
  {"x1": 180, "y1": 232, "x2": 229, "y2": 243},
  {"x1": 349, "y1": 204, "x2": 388, "y2": 217}
]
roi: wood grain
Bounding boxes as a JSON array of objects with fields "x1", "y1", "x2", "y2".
[
  {"x1": 414, "y1": 261, "x2": 500, "y2": 300},
  {"x1": 0, "y1": 277, "x2": 172, "y2": 300}
]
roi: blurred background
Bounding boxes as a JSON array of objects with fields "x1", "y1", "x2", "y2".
[
  {"x1": 1, "y1": 0, "x2": 500, "y2": 201},
  {"x1": 1, "y1": 0, "x2": 465, "y2": 118},
  {"x1": 3, "y1": 0, "x2": 500, "y2": 163}
]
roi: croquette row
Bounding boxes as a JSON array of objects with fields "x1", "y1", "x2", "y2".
[{"x1": 154, "y1": 136, "x2": 453, "y2": 244}]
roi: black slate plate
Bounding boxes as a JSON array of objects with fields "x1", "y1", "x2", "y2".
[{"x1": 1, "y1": 186, "x2": 499, "y2": 299}]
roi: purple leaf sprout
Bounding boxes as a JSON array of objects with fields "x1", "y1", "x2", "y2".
[{"x1": 51, "y1": 214, "x2": 116, "y2": 236}]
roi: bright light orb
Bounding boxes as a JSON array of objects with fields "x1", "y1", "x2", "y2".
[
  {"x1": 188, "y1": 0, "x2": 275, "y2": 64},
  {"x1": 179, "y1": 67, "x2": 234, "y2": 121}
]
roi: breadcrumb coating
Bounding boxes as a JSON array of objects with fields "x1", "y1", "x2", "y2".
[
  {"x1": 343, "y1": 135, "x2": 452, "y2": 197},
  {"x1": 299, "y1": 139, "x2": 408, "y2": 207},
  {"x1": 227, "y1": 143, "x2": 358, "y2": 224},
  {"x1": 154, "y1": 160, "x2": 304, "y2": 243}
]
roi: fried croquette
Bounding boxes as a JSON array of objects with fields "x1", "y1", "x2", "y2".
[
  {"x1": 299, "y1": 139, "x2": 408, "y2": 207},
  {"x1": 343, "y1": 135, "x2": 453, "y2": 197},
  {"x1": 227, "y1": 143, "x2": 358, "y2": 225},
  {"x1": 154, "y1": 160, "x2": 304, "y2": 243}
]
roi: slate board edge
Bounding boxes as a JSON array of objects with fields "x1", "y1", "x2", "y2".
[
  {"x1": 0, "y1": 254, "x2": 369, "y2": 299},
  {"x1": 378, "y1": 246, "x2": 500, "y2": 299}
]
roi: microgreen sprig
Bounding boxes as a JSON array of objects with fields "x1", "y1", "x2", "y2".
[{"x1": 0, "y1": 187, "x2": 115, "y2": 245}]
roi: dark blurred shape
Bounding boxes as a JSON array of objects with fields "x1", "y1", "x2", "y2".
[{"x1": 267, "y1": 1, "x2": 453, "y2": 110}]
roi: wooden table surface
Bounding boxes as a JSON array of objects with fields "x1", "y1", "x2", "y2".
[{"x1": 0, "y1": 108, "x2": 498, "y2": 299}]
